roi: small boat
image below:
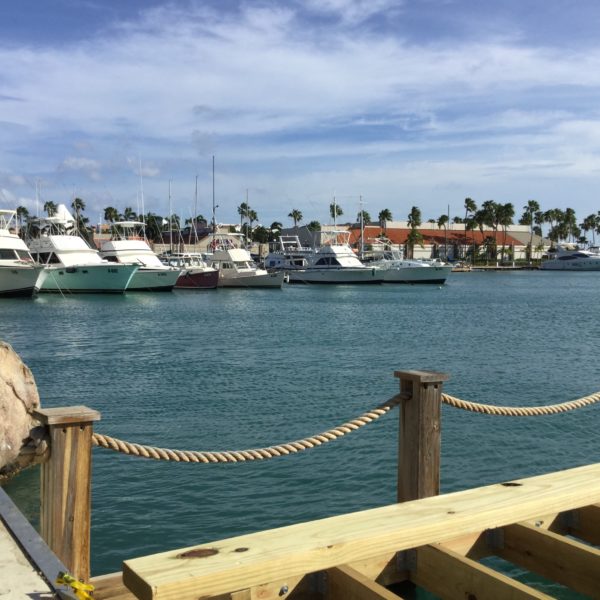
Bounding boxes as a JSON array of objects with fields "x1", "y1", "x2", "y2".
[
  {"x1": 27, "y1": 204, "x2": 138, "y2": 293},
  {"x1": 161, "y1": 252, "x2": 219, "y2": 289},
  {"x1": 207, "y1": 236, "x2": 285, "y2": 288},
  {"x1": 540, "y1": 245, "x2": 600, "y2": 271},
  {"x1": 287, "y1": 232, "x2": 383, "y2": 284},
  {"x1": 0, "y1": 209, "x2": 47, "y2": 297},
  {"x1": 99, "y1": 221, "x2": 181, "y2": 291},
  {"x1": 263, "y1": 235, "x2": 313, "y2": 272}
]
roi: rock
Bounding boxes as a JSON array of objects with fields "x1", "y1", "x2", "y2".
[{"x1": 0, "y1": 342, "x2": 44, "y2": 482}]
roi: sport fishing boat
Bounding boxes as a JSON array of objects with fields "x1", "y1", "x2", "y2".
[
  {"x1": 369, "y1": 250, "x2": 452, "y2": 284},
  {"x1": 27, "y1": 204, "x2": 138, "y2": 293},
  {"x1": 0, "y1": 209, "x2": 47, "y2": 297},
  {"x1": 161, "y1": 252, "x2": 219, "y2": 289},
  {"x1": 540, "y1": 245, "x2": 600, "y2": 271},
  {"x1": 206, "y1": 236, "x2": 285, "y2": 288},
  {"x1": 263, "y1": 235, "x2": 313, "y2": 272},
  {"x1": 99, "y1": 221, "x2": 181, "y2": 291},
  {"x1": 287, "y1": 232, "x2": 383, "y2": 284}
]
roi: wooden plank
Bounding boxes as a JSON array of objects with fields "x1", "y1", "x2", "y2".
[
  {"x1": 498, "y1": 522, "x2": 600, "y2": 597},
  {"x1": 396, "y1": 371, "x2": 447, "y2": 502},
  {"x1": 122, "y1": 463, "x2": 600, "y2": 600},
  {"x1": 327, "y1": 565, "x2": 403, "y2": 600},
  {"x1": 437, "y1": 531, "x2": 490, "y2": 560},
  {"x1": 346, "y1": 552, "x2": 407, "y2": 586},
  {"x1": 413, "y1": 544, "x2": 551, "y2": 599},
  {"x1": 34, "y1": 406, "x2": 101, "y2": 425},
  {"x1": 91, "y1": 572, "x2": 139, "y2": 600},
  {"x1": 568, "y1": 504, "x2": 600, "y2": 545}
]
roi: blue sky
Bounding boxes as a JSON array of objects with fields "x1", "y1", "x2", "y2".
[{"x1": 2, "y1": 0, "x2": 600, "y2": 228}]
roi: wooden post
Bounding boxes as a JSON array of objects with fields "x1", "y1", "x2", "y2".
[
  {"x1": 395, "y1": 371, "x2": 448, "y2": 503},
  {"x1": 33, "y1": 406, "x2": 101, "y2": 582}
]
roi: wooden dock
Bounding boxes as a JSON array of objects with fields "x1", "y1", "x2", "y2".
[{"x1": 3, "y1": 369, "x2": 600, "y2": 599}]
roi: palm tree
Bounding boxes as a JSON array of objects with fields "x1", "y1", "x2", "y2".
[
  {"x1": 104, "y1": 207, "x2": 119, "y2": 223},
  {"x1": 464, "y1": 197, "x2": 477, "y2": 263},
  {"x1": 378, "y1": 209, "x2": 392, "y2": 233},
  {"x1": 16, "y1": 206, "x2": 29, "y2": 228},
  {"x1": 437, "y1": 214, "x2": 449, "y2": 261},
  {"x1": 497, "y1": 202, "x2": 515, "y2": 263},
  {"x1": 288, "y1": 209, "x2": 303, "y2": 227},
  {"x1": 357, "y1": 210, "x2": 371, "y2": 224},
  {"x1": 519, "y1": 200, "x2": 540, "y2": 263},
  {"x1": 123, "y1": 207, "x2": 137, "y2": 221},
  {"x1": 406, "y1": 206, "x2": 423, "y2": 259},
  {"x1": 330, "y1": 202, "x2": 343, "y2": 224},
  {"x1": 237, "y1": 202, "x2": 250, "y2": 231},
  {"x1": 307, "y1": 220, "x2": 321, "y2": 231},
  {"x1": 247, "y1": 209, "x2": 258, "y2": 241},
  {"x1": 43, "y1": 201, "x2": 58, "y2": 217}
]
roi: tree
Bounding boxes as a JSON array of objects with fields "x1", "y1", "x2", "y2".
[
  {"x1": 406, "y1": 206, "x2": 423, "y2": 259},
  {"x1": 123, "y1": 207, "x2": 137, "y2": 221},
  {"x1": 378, "y1": 209, "x2": 392, "y2": 232},
  {"x1": 330, "y1": 202, "x2": 343, "y2": 223},
  {"x1": 464, "y1": 197, "x2": 477, "y2": 264},
  {"x1": 252, "y1": 226, "x2": 269, "y2": 243},
  {"x1": 497, "y1": 202, "x2": 515, "y2": 263},
  {"x1": 520, "y1": 200, "x2": 540, "y2": 263},
  {"x1": 43, "y1": 201, "x2": 58, "y2": 217},
  {"x1": 269, "y1": 221, "x2": 283, "y2": 242},
  {"x1": 437, "y1": 214, "x2": 449, "y2": 261},
  {"x1": 357, "y1": 210, "x2": 371, "y2": 224},
  {"x1": 307, "y1": 220, "x2": 321, "y2": 231},
  {"x1": 16, "y1": 206, "x2": 29, "y2": 227},
  {"x1": 580, "y1": 214, "x2": 597, "y2": 245},
  {"x1": 104, "y1": 207, "x2": 119, "y2": 223},
  {"x1": 288, "y1": 209, "x2": 303, "y2": 227},
  {"x1": 237, "y1": 202, "x2": 250, "y2": 231}
]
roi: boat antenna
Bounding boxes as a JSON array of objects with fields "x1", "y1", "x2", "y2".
[
  {"x1": 359, "y1": 195, "x2": 364, "y2": 259},
  {"x1": 194, "y1": 174, "x2": 199, "y2": 246},
  {"x1": 139, "y1": 157, "x2": 145, "y2": 227},
  {"x1": 169, "y1": 179, "x2": 173, "y2": 255},
  {"x1": 211, "y1": 155, "x2": 218, "y2": 237}
]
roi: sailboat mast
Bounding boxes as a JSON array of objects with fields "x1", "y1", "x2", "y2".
[
  {"x1": 169, "y1": 179, "x2": 173, "y2": 255},
  {"x1": 194, "y1": 175, "x2": 199, "y2": 246},
  {"x1": 212, "y1": 155, "x2": 216, "y2": 235},
  {"x1": 359, "y1": 195, "x2": 364, "y2": 259}
]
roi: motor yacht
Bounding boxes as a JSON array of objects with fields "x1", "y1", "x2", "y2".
[
  {"x1": 161, "y1": 252, "x2": 219, "y2": 289},
  {"x1": 540, "y1": 245, "x2": 600, "y2": 270},
  {"x1": 369, "y1": 249, "x2": 452, "y2": 284},
  {"x1": 206, "y1": 236, "x2": 285, "y2": 288},
  {"x1": 263, "y1": 235, "x2": 313, "y2": 272},
  {"x1": 287, "y1": 232, "x2": 383, "y2": 284},
  {"x1": 99, "y1": 221, "x2": 181, "y2": 291},
  {"x1": 27, "y1": 204, "x2": 138, "y2": 293},
  {"x1": 0, "y1": 209, "x2": 47, "y2": 297}
]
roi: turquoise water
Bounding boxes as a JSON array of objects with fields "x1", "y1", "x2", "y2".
[{"x1": 3, "y1": 271, "x2": 600, "y2": 597}]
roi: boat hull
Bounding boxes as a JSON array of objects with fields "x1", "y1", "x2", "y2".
[
  {"x1": 287, "y1": 268, "x2": 383, "y2": 284},
  {"x1": 380, "y1": 265, "x2": 452, "y2": 284},
  {"x1": 126, "y1": 268, "x2": 181, "y2": 291},
  {"x1": 39, "y1": 264, "x2": 138, "y2": 293},
  {"x1": 175, "y1": 268, "x2": 219, "y2": 289},
  {"x1": 540, "y1": 261, "x2": 600, "y2": 271},
  {"x1": 218, "y1": 271, "x2": 285, "y2": 288},
  {"x1": 0, "y1": 265, "x2": 46, "y2": 297}
]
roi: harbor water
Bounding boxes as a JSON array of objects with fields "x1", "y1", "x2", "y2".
[{"x1": 3, "y1": 271, "x2": 600, "y2": 597}]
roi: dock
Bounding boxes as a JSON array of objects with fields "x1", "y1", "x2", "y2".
[{"x1": 3, "y1": 369, "x2": 600, "y2": 599}]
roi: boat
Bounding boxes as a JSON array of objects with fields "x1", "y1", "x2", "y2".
[
  {"x1": 540, "y1": 245, "x2": 600, "y2": 270},
  {"x1": 99, "y1": 221, "x2": 181, "y2": 291},
  {"x1": 206, "y1": 236, "x2": 285, "y2": 288},
  {"x1": 160, "y1": 252, "x2": 219, "y2": 289},
  {"x1": 26, "y1": 204, "x2": 139, "y2": 293},
  {"x1": 263, "y1": 236, "x2": 313, "y2": 272},
  {"x1": 370, "y1": 250, "x2": 453, "y2": 284},
  {"x1": 0, "y1": 209, "x2": 47, "y2": 297},
  {"x1": 287, "y1": 232, "x2": 383, "y2": 284}
]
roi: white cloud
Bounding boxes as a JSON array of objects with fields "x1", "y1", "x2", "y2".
[{"x1": 57, "y1": 157, "x2": 102, "y2": 181}]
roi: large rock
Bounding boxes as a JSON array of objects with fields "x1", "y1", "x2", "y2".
[{"x1": 0, "y1": 342, "x2": 45, "y2": 482}]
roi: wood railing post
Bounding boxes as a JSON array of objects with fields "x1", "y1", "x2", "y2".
[
  {"x1": 33, "y1": 406, "x2": 101, "y2": 582},
  {"x1": 395, "y1": 371, "x2": 448, "y2": 503}
]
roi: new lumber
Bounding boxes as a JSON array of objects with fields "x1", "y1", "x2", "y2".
[{"x1": 122, "y1": 464, "x2": 600, "y2": 600}]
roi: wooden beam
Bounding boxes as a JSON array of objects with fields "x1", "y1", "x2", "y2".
[
  {"x1": 346, "y1": 552, "x2": 407, "y2": 586},
  {"x1": 122, "y1": 463, "x2": 600, "y2": 600},
  {"x1": 395, "y1": 371, "x2": 448, "y2": 502},
  {"x1": 437, "y1": 531, "x2": 490, "y2": 560},
  {"x1": 35, "y1": 406, "x2": 100, "y2": 583},
  {"x1": 498, "y1": 522, "x2": 600, "y2": 597},
  {"x1": 91, "y1": 572, "x2": 138, "y2": 600},
  {"x1": 327, "y1": 565, "x2": 403, "y2": 600},
  {"x1": 413, "y1": 544, "x2": 551, "y2": 599},
  {"x1": 568, "y1": 504, "x2": 600, "y2": 545}
]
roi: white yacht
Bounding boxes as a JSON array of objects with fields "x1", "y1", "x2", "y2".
[
  {"x1": 287, "y1": 232, "x2": 383, "y2": 284},
  {"x1": 540, "y1": 245, "x2": 600, "y2": 271},
  {"x1": 207, "y1": 236, "x2": 285, "y2": 288},
  {"x1": 0, "y1": 209, "x2": 47, "y2": 297},
  {"x1": 370, "y1": 249, "x2": 452, "y2": 284},
  {"x1": 99, "y1": 221, "x2": 181, "y2": 291},
  {"x1": 263, "y1": 235, "x2": 313, "y2": 272},
  {"x1": 27, "y1": 204, "x2": 138, "y2": 293}
]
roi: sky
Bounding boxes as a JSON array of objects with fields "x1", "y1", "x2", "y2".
[{"x1": 2, "y1": 0, "x2": 600, "y2": 228}]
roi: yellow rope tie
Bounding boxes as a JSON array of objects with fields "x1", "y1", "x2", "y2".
[
  {"x1": 92, "y1": 393, "x2": 407, "y2": 462},
  {"x1": 441, "y1": 391, "x2": 600, "y2": 416},
  {"x1": 56, "y1": 572, "x2": 94, "y2": 600}
]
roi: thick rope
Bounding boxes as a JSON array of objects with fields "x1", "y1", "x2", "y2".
[
  {"x1": 441, "y1": 391, "x2": 600, "y2": 416},
  {"x1": 91, "y1": 390, "x2": 600, "y2": 462},
  {"x1": 91, "y1": 392, "x2": 408, "y2": 463}
]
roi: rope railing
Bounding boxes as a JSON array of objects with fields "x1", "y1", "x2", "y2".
[
  {"x1": 91, "y1": 392, "x2": 408, "y2": 463},
  {"x1": 90, "y1": 390, "x2": 600, "y2": 463}
]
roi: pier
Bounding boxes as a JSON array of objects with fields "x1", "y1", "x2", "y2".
[{"x1": 2, "y1": 370, "x2": 600, "y2": 599}]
